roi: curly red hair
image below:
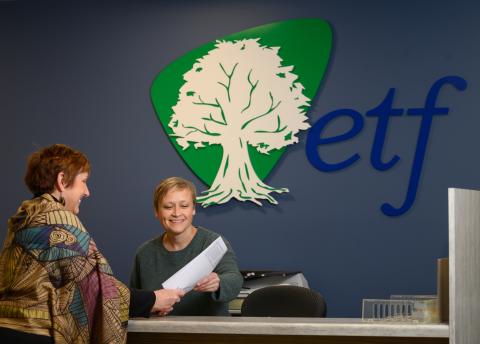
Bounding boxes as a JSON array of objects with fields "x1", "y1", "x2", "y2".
[{"x1": 24, "y1": 144, "x2": 91, "y2": 196}]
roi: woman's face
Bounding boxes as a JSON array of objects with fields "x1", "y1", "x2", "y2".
[
  {"x1": 155, "y1": 188, "x2": 196, "y2": 237},
  {"x1": 63, "y1": 171, "x2": 90, "y2": 214}
]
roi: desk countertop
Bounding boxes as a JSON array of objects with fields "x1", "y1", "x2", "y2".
[{"x1": 128, "y1": 316, "x2": 449, "y2": 338}]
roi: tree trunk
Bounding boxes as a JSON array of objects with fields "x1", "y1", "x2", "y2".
[{"x1": 197, "y1": 137, "x2": 288, "y2": 206}]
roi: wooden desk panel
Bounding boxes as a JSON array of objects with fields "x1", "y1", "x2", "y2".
[
  {"x1": 127, "y1": 317, "x2": 449, "y2": 344},
  {"x1": 128, "y1": 332, "x2": 448, "y2": 344}
]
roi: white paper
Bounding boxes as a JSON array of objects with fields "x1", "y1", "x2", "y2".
[{"x1": 162, "y1": 236, "x2": 227, "y2": 292}]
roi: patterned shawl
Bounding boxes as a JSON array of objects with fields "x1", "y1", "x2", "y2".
[{"x1": 0, "y1": 194, "x2": 130, "y2": 343}]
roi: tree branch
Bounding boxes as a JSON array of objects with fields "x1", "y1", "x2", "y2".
[
  {"x1": 182, "y1": 123, "x2": 221, "y2": 137},
  {"x1": 193, "y1": 96, "x2": 227, "y2": 125},
  {"x1": 192, "y1": 95, "x2": 220, "y2": 108},
  {"x1": 254, "y1": 114, "x2": 287, "y2": 133},
  {"x1": 241, "y1": 92, "x2": 281, "y2": 130},
  {"x1": 241, "y1": 69, "x2": 259, "y2": 114},
  {"x1": 201, "y1": 112, "x2": 227, "y2": 126},
  {"x1": 218, "y1": 62, "x2": 238, "y2": 103}
]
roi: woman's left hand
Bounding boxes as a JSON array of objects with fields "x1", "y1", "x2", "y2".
[{"x1": 193, "y1": 272, "x2": 220, "y2": 292}]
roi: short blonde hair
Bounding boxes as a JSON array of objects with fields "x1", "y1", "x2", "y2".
[{"x1": 153, "y1": 177, "x2": 196, "y2": 210}]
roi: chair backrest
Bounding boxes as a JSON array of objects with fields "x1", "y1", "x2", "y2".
[{"x1": 241, "y1": 285, "x2": 327, "y2": 317}]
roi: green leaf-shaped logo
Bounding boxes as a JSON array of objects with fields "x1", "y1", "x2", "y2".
[{"x1": 151, "y1": 19, "x2": 332, "y2": 207}]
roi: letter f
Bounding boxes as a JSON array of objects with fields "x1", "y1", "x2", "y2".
[{"x1": 382, "y1": 75, "x2": 468, "y2": 216}]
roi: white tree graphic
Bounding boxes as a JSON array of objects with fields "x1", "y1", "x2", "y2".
[{"x1": 169, "y1": 38, "x2": 310, "y2": 206}]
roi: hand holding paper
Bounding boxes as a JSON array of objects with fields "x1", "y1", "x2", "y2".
[
  {"x1": 194, "y1": 272, "x2": 220, "y2": 292},
  {"x1": 162, "y1": 237, "x2": 227, "y2": 293}
]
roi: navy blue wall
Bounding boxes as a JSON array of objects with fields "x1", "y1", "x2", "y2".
[{"x1": 1, "y1": 0, "x2": 479, "y2": 317}]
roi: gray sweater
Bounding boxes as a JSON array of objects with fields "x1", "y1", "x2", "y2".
[{"x1": 130, "y1": 227, "x2": 243, "y2": 316}]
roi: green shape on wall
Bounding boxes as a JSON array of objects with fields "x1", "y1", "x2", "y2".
[{"x1": 151, "y1": 18, "x2": 332, "y2": 207}]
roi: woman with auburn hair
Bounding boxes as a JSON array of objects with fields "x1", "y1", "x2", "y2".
[
  {"x1": 130, "y1": 177, "x2": 243, "y2": 316},
  {"x1": 0, "y1": 144, "x2": 184, "y2": 343}
]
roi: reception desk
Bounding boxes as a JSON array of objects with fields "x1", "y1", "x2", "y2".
[
  {"x1": 127, "y1": 316, "x2": 449, "y2": 344},
  {"x1": 128, "y1": 188, "x2": 478, "y2": 344}
]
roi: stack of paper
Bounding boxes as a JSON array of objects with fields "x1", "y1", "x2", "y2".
[{"x1": 162, "y1": 236, "x2": 227, "y2": 293}]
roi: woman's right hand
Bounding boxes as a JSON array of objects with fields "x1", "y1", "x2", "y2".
[{"x1": 152, "y1": 288, "x2": 185, "y2": 315}]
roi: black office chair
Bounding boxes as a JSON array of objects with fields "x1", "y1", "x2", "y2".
[{"x1": 241, "y1": 285, "x2": 327, "y2": 317}]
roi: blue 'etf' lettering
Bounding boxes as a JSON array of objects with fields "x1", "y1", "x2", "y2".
[
  {"x1": 381, "y1": 75, "x2": 468, "y2": 216},
  {"x1": 366, "y1": 88, "x2": 403, "y2": 171},
  {"x1": 305, "y1": 109, "x2": 363, "y2": 171},
  {"x1": 306, "y1": 75, "x2": 468, "y2": 217}
]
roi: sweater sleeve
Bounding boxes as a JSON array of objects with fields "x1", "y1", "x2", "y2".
[
  {"x1": 129, "y1": 252, "x2": 141, "y2": 289},
  {"x1": 129, "y1": 288, "x2": 155, "y2": 317},
  {"x1": 211, "y1": 237, "x2": 243, "y2": 302}
]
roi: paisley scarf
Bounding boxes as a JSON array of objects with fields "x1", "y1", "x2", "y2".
[{"x1": 0, "y1": 194, "x2": 130, "y2": 343}]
